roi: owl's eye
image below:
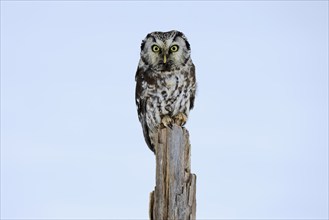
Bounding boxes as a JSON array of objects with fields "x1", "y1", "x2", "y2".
[
  {"x1": 170, "y1": 45, "x2": 179, "y2": 52},
  {"x1": 152, "y1": 45, "x2": 160, "y2": 53}
]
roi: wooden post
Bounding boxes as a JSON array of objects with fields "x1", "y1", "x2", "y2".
[{"x1": 149, "y1": 124, "x2": 197, "y2": 220}]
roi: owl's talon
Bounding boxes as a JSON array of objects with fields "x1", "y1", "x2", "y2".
[
  {"x1": 174, "y1": 112, "x2": 187, "y2": 126},
  {"x1": 161, "y1": 115, "x2": 173, "y2": 129}
]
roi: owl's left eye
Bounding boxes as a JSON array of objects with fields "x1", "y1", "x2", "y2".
[
  {"x1": 152, "y1": 45, "x2": 161, "y2": 53},
  {"x1": 170, "y1": 45, "x2": 179, "y2": 52}
]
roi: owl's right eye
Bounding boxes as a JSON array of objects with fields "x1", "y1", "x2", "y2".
[{"x1": 152, "y1": 45, "x2": 161, "y2": 53}]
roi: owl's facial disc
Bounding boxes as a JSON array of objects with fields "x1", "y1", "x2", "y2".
[
  {"x1": 140, "y1": 31, "x2": 191, "y2": 71},
  {"x1": 150, "y1": 43, "x2": 181, "y2": 70}
]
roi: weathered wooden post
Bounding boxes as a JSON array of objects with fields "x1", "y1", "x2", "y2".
[{"x1": 149, "y1": 124, "x2": 197, "y2": 220}]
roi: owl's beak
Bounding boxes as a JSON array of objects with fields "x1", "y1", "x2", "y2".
[{"x1": 163, "y1": 54, "x2": 167, "y2": 64}]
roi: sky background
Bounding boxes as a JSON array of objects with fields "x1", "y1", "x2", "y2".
[{"x1": 1, "y1": 1, "x2": 328, "y2": 219}]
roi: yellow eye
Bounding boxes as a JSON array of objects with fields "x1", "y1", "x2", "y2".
[
  {"x1": 170, "y1": 45, "x2": 179, "y2": 52},
  {"x1": 152, "y1": 45, "x2": 160, "y2": 52}
]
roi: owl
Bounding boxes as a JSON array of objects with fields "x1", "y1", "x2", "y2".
[{"x1": 135, "y1": 30, "x2": 196, "y2": 153}]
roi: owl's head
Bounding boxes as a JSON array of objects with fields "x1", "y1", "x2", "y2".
[{"x1": 140, "y1": 30, "x2": 191, "y2": 71}]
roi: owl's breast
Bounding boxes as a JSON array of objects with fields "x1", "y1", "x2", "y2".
[
  {"x1": 143, "y1": 67, "x2": 193, "y2": 130},
  {"x1": 158, "y1": 70, "x2": 190, "y2": 113}
]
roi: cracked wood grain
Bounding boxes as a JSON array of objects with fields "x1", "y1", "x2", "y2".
[{"x1": 149, "y1": 125, "x2": 196, "y2": 220}]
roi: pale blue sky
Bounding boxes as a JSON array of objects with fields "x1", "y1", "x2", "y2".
[{"x1": 1, "y1": 1, "x2": 328, "y2": 219}]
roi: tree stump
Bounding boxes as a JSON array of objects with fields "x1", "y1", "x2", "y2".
[{"x1": 149, "y1": 124, "x2": 196, "y2": 220}]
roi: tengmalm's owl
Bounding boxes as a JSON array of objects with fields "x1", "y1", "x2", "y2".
[{"x1": 135, "y1": 30, "x2": 196, "y2": 153}]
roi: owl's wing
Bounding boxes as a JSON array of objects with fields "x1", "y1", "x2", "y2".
[
  {"x1": 189, "y1": 63, "x2": 196, "y2": 110},
  {"x1": 135, "y1": 67, "x2": 154, "y2": 152}
]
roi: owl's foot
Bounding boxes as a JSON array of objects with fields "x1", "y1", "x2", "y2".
[
  {"x1": 161, "y1": 115, "x2": 173, "y2": 129},
  {"x1": 174, "y1": 112, "x2": 187, "y2": 126}
]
